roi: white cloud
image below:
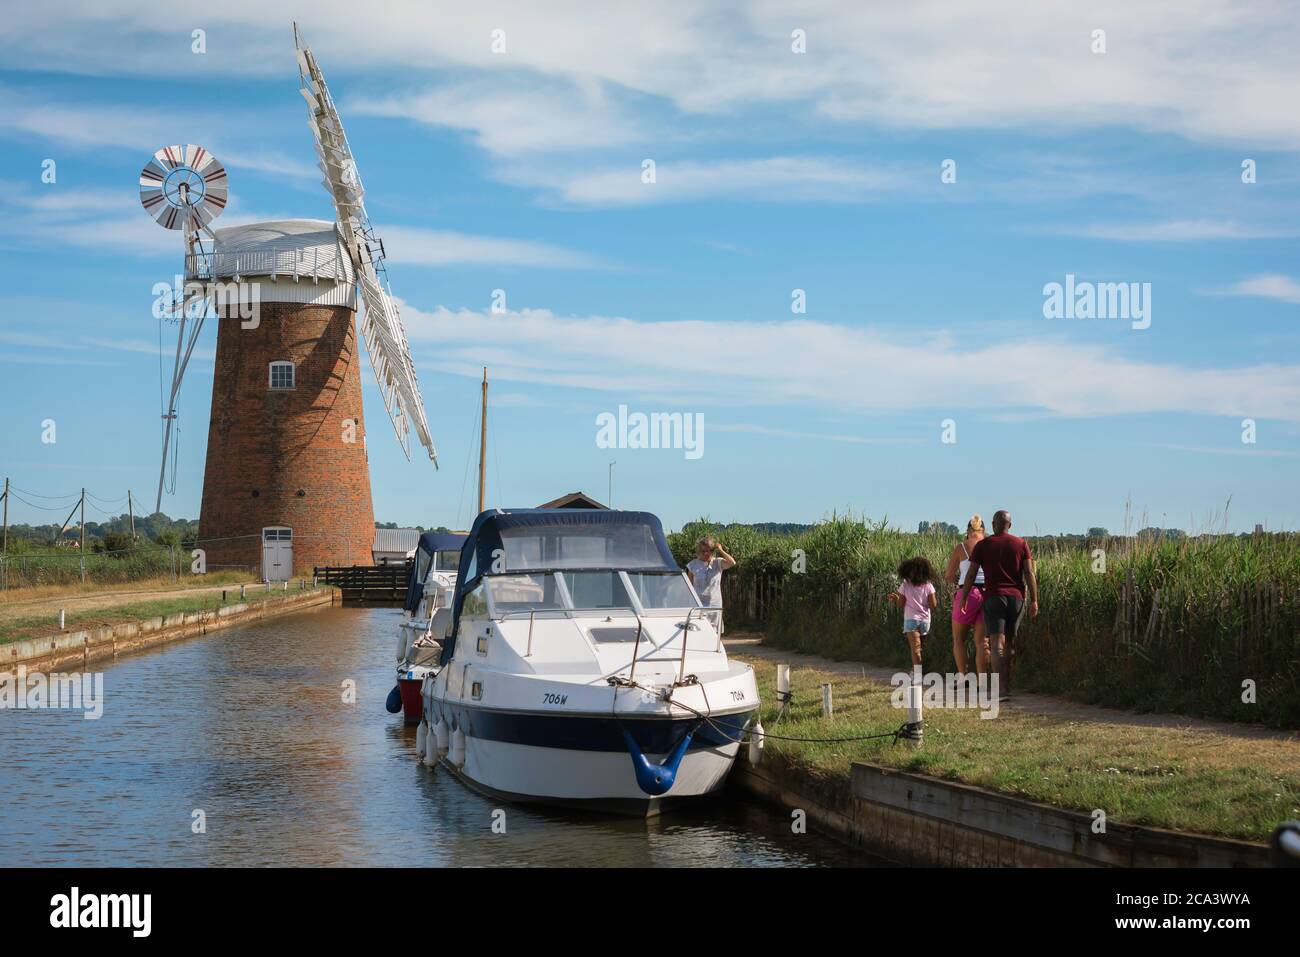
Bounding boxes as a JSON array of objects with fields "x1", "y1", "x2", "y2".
[
  {"x1": 0, "y1": 85, "x2": 316, "y2": 181},
  {"x1": 0, "y1": 180, "x2": 605, "y2": 269},
  {"x1": 711, "y1": 423, "x2": 922, "y2": 445},
  {"x1": 5, "y1": 5, "x2": 1299, "y2": 213},
  {"x1": 1154, "y1": 443, "x2": 1300, "y2": 458},
  {"x1": 515, "y1": 156, "x2": 897, "y2": 207},
  {"x1": 1219, "y1": 274, "x2": 1300, "y2": 305},
  {"x1": 399, "y1": 302, "x2": 1300, "y2": 422},
  {"x1": 4, "y1": 2, "x2": 1299, "y2": 154},
  {"x1": 349, "y1": 80, "x2": 641, "y2": 157},
  {"x1": 381, "y1": 225, "x2": 608, "y2": 268},
  {"x1": 1061, "y1": 220, "x2": 1298, "y2": 242},
  {"x1": 81, "y1": 336, "x2": 215, "y2": 361}
]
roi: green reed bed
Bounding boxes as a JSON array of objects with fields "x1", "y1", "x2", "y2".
[{"x1": 670, "y1": 518, "x2": 1300, "y2": 728}]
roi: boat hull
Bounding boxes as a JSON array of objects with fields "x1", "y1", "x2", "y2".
[
  {"x1": 398, "y1": 676, "x2": 424, "y2": 724},
  {"x1": 429, "y1": 702, "x2": 756, "y2": 814}
]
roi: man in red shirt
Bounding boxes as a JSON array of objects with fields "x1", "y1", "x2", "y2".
[{"x1": 958, "y1": 510, "x2": 1038, "y2": 698}]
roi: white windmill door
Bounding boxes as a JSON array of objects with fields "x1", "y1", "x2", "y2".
[{"x1": 262, "y1": 527, "x2": 292, "y2": 582}]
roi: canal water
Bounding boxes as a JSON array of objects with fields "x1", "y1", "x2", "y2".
[{"x1": 2, "y1": 606, "x2": 864, "y2": 867}]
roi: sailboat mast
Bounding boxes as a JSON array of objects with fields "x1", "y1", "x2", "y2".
[{"x1": 478, "y1": 367, "x2": 488, "y2": 514}]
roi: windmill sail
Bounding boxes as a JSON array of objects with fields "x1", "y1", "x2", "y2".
[{"x1": 294, "y1": 26, "x2": 437, "y2": 466}]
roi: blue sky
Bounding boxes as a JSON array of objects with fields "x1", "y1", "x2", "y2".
[{"x1": 1, "y1": 1, "x2": 1298, "y2": 535}]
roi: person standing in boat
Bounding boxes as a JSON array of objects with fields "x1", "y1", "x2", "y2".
[
  {"x1": 687, "y1": 537, "x2": 735, "y2": 631},
  {"x1": 943, "y1": 514, "x2": 988, "y2": 677}
]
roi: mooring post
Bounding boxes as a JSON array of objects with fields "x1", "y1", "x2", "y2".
[{"x1": 905, "y1": 683, "x2": 924, "y2": 747}]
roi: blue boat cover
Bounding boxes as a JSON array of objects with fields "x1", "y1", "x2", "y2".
[
  {"x1": 442, "y1": 509, "x2": 679, "y2": 661},
  {"x1": 402, "y1": 531, "x2": 469, "y2": 613}
]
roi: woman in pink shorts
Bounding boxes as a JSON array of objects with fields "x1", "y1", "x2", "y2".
[{"x1": 944, "y1": 514, "x2": 988, "y2": 675}]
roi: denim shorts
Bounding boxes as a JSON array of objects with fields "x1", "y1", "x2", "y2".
[{"x1": 903, "y1": 618, "x2": 931, "y2": 636}]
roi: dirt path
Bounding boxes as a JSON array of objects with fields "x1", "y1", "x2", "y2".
[
  {"x1": 0, "y1": 580, "x2": 262, "y2": 625},
  {"x1": 725, "y1": 632, "x2": 1298, "y2": 743}
]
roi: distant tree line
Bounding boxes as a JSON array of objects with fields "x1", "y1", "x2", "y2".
[
  {"x1": 375, "y1": 521, "x2": 453, "y2": 533},
  {"x1": 3, "y1": 511, "x2": 199, "y2": 554}
]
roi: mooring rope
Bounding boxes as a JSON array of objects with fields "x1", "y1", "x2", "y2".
[{"x1": 609, "y1": 677, "x2": 911, "y2": 745}]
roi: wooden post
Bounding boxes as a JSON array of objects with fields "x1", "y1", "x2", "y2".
[
  {"x1": 127, "y1": 490, "x2": 136, "y2": 540},
  {"x1": 1, "y1": 476, "x2": 8, "y2": 554}
]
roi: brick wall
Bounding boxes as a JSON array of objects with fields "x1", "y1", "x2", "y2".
[{"x1": 198, "y1": 301, "x2": 376, "y2": 572}]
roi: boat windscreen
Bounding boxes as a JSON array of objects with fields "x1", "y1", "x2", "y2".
[
  {"x1": 625, "y1": 572, "x2": 698, "y2": 609},
  {"x1": 486, "y1": 574, "x2": 566, "y2": 614},
  {"x1": 498, "y1": 522, "x2": 667, "y2": 571}
]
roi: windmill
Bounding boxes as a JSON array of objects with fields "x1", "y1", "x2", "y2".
[
  {"x1": 137, "y1": 145, "x2": 228, "y2": 512},
  {"x1": 134, "y1": 29, "x2": 439, "y2": 579}
]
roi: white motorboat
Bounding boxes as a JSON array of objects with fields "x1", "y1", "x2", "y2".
[
  {"x1": 416, "y1": 509, "x2": 759, "y2": 816},
  {"x1": 387, "y1": 531, "x2": 467, "y2": 723},
  {"x1": 420, "y1": 508, "x2": 760, "y2": 815}
]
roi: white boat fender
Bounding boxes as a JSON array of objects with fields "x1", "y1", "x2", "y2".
[
  {"x1": 396, "y1": 631, "x2": 407, "y2": 663},
  {"x1": 449, "y1": 728, "x2": 466, "y2": 768},
  {"x1": 416, "y1": 719, "x2": 428, "y2": 759},
  {"x1": 748, "y1": 721, "x2": 765, "y2": 765},
  {"x1": 434, "y1": 719, "x2": 449, "y2": 758}
]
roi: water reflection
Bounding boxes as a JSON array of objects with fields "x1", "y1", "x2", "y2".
[{"x1": 2, "y1": 606, "x2": 867, "y2": 867}]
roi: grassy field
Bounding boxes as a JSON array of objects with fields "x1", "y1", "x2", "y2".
[
  {"x1": 670, "y1": 518, "x2": 1300, "y2": 727},
  {"x1": 738, "y1": 657, "x2": 1299, "y2": 842},
  {"x1": 0, "y1": 541, "x2": 257, "y2": 590},
  {"x1": 0, "y1": 569, "x2": 253, "y2": 606},
  {"x1": 0, "y1": 581, "x2": 315, "y2": 645}
]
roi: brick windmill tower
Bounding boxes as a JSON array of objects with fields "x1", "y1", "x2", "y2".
[{"x1": 139, "y1": 29, "x2": 437, "y2": 580}]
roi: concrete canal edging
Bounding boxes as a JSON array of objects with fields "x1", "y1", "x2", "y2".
[
  {"x1": 731, "y1": 758, "x2": 1269, "y2": 867},
  {"x1": 2, "y1": 587, "x2": 339, "y2": 675}
]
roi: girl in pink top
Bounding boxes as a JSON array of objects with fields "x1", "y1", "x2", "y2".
[{"x1": 887, "y1": 557, "x2": 937, "y2": 669}]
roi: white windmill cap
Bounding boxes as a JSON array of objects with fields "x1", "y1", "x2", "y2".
[{"x1": 186, "y1": 218, "x2": 358, "y2": 308}]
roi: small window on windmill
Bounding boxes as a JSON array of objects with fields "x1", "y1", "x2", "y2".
[{"x1": 269, "y1": 361, "x2": 295, "y2": 391}]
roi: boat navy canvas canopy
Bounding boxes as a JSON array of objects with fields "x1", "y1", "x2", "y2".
[
  {"x1": 402, "y1": 531, "x2": 469, "y2": 613},
  {"x1": 442, "y1": 509, "x2": 680, "y2": 661}
]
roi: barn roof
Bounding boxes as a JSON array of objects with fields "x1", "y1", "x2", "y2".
[
  {"x1": 372, "y1": 527, "x2": 422, "y2": 555},
  {"x1": 537, "y1": 491, "x2": 608, "y2": 509}
]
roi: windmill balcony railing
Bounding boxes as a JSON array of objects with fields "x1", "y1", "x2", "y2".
[{"x1": 185, "y1": 247, "x2": 353, "y2": 284}]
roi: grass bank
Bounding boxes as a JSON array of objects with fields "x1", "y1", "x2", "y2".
[
  {"x1": 737, "y1": 657, "x2": 1298, "y2": 842},
  {"x1": 0, "y1": 569, "x2": 253, "y2": 607},
  {"x1": 0, "y1": 582, "x2": 308, "y2": 645},
  {"x1": 670, "y1": 518, "x2": 1300, "y2": 727}
]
